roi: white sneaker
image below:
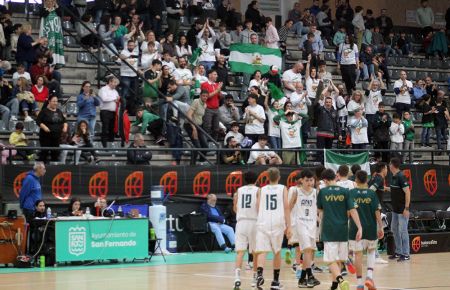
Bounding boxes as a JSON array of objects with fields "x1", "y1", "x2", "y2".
[
  {"x1": 24, "y1": 116, "x2": 33, "y2": 122},
  {"x1": 246, "y1": 262, "x2": 253, "y2": 270},
  {"x1": 10, "y1": 116, "x2": 17, "y2": 121},
  {"x1": 376, "y1": 257, "x2": 388, "y2": 264},
  {"x1": 251, "y1": 274, "x2": 257, "y2": 287}
]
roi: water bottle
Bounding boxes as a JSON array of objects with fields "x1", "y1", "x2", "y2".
[
  {"x1": 85, "y1": 207, "x2": 91, "y2": 219},
  {"x1": 118, "y1": 206, "x2": 123, "y2": 217},
  {"x1": 39, "y1": 255, "x2": 45, "y2": 268},
  {"x1": 46, "y1": 207, "x2": 52, "y2": 219},
  {"x1": 150, "y1": 228, "x2": 156, "y2": 240},
  {"x1": 167, "y1": 230, "x2": 177, "y2": 253}
]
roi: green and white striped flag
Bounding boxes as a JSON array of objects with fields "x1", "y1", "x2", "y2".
[
  {"x1": 39, "y1": 10, "x2": 65, "y2": 66},
  {"x1": 229, "y1": 43, "x2": 282, "y2": 74},
  {"x1": 324, "y1": 150, "x2": 371, "y2": 175}
]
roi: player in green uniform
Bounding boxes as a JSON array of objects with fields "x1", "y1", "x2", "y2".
[
  {"x1": 349, "y1": 170, "x2": 384, "y2": 290},
  {"x1": 317, "y1": 169, "x2": 362, "y2": 290}
]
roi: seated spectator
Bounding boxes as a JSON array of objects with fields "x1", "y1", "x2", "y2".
[
  {"x1": 241, "y1": 19, "x2": 258, "y2": 44},
  {"x1": 141, "y1": 41, "x2": 161, "y2": 69},
  {"x1": 30, "y1": 55, "x2": 62, "y2": 84},
  {"x1": 10, "y1": 23, "x2": 22, "y2": 57},
  {"x1": 333, "y1": 25, "x2": 347, "y2": 48},
  {"x1": 175, "y1": 34, "x2": 192, "y2": 58},
  {"x1": 31, "y1": 75, "x2": 49, "y2": 110},
  {"x1": 358, "y1": 45, "x2": 374, "y2": 81},
  {"x1": 200, "y1": 194, "x2": 235, "y2": 253},
  {"x1": 0, "y1": 140, "x2": 16, "y2": 164},
  {"x1": 426, "y1": 30, "x2": 448, "y2": 60},
  {"x1": 243, "y1": 93, "x2": 266, "y2": 144},
  {"x1": 0, "y1": 77, "x2": 19, "y2": 122},
  {"x1": 224, "y1": 122, "x2": 245, "y2": 146},
  {"x1": 77, "y1": 81, "x2": 100, "y2": 137},
  {"x1": 67, "y1": 197, "x2": 83, "y2": 216},
  {"x1": 222, "y1": 136, "x2": 244, "y2": 165},
  {"x1": 316, "y1": 5, "x2": 333, "y2": 41},
  {"x1": 93, "y1": 197, "x2": 113, "y2": 217},
  {"x1": 383, "y1": 31, "x2": 399, "y2": 57},
  {"x1": 13, "y1": 77, "x2": 38, "y2": 122},
  {"x1": 12, "y1": 64, "x2": 31, "y2": 85},
  {"x1": 230, "y1": 22, "x2": 243, "y2": 44},
  {"x1": 371, "y1": 26, "x2": 384, "y2": 53},
  {"x1": 127, "y1": 133, "x2": 153, "y2": 165},
  {"x1": 161, "y1": 51, "x2": 176, "y2": 74},
  {"x1": 219, "y1": 94, "x2": 240, "y2": 131},
  {"x1": 60, "y1": 120, "x2": 97, "y2": 164},
  {"x1": 141, "y1": 30, "x2": 161, "y2": 53},
  {"x1": 248, "y1": 70, "x2": 268, "y2": 96},
  {"x1": 132, "y1": 107, "x2": 165, "y2": 145},
  {"x1": 97, "y1": 14, "x2": 120, "y2": 58},
  {"x1": 396, "y1": 32, "x2": 412, "y2": 56},
  {"x1": 413, "y1": 79, "x2": 427, "y2": 105},
  {"x1": 76, "y1": 13, "x2": 100, "y2": 52},
  {"x1": 247, "y1": 135, "x2": 282, "y2": 165},
  {"x1": 16, "y1": 23, "x2": 43, "y2": 70},
  {"x1": 9, "y1": 122, "x2": 34, "y2": 160},
  {"x1": 34, "y1": 200, "x2": 46, "y2": 219}
]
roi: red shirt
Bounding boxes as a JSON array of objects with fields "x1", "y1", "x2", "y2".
[
  {"x1": 201, "y1": 81, "x2": 220, "y2": 109},
  {"x1": 30, "y1": 64, "x2": 52, "y2": 84},
  {"x1": 31, "y1": 85, "x2": 49, "y2": 102}
]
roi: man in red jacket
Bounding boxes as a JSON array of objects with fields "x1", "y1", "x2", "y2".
[
  {"x1": 200, "y1": 69, "x2": 223, "y2": 139},
  {"x1": 30, "y1": 55, "x2": 61, "y2": 84}
]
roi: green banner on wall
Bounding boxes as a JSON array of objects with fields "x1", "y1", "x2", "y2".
[{"x1": 55, "y1": 218, "x2": 148, "y2": 262}]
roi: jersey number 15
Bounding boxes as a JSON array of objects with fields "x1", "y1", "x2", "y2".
[{"x1": 266, "y1": 195, "x2": 277, "y2": 210}]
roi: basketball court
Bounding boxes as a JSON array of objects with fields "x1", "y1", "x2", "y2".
[{"x1": 1, "y1": 251, "x2": 449, "y2": 290}]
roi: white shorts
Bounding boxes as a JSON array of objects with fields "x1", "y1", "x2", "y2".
[
  {"x1": 288, "y1": 226, "x2": 299, "y2": 245},
  {"x1": 299, "y1": 234, "x2": 317, "y2": 251},
  {"x1": 348, "y1": 240, "x2": 378, "y2": 252},
  {"x1": 323, "y1": 242, "x2": 348, "y2": 263},
  {"x1": 255, "y1": 230, "x2": 284, "y2": 253},
  {"x1": 235, "y1": 219, "x2": 257, "y2": 253}
]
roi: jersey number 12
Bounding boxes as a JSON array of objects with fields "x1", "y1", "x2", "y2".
[{"x1": 241, "y1": 194, "x2": 252, "y2": 209}]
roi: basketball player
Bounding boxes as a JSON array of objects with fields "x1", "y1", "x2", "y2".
[
  {"x1": 289, "y1": 169, "x2": 321, "y2": 288},
  {"x1": 287, "y1": 177, "x2": 303, "y2": 279},
  {"x1": 349, "y1": 170, "x2": 384, "y2": 290},
  {"x1": 255, "y1": 167, "x2": 291, "y2": 290},
  {"x1": 233, "y1": 171, "x2": 259, "y2": 289},
  {"x1": 317, "y1": 169, "x2": 362, "y2": 290}
]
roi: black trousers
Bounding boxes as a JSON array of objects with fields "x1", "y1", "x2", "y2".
[
  {"x1": 147, "y1": 118, "x2": 164, "y2": 139},
  {"x1": 184, "y1": 123, "x2": 209, "y2": 164},
  {"x1": 340, "y1": 64, "x2": 357, "y2": 94},
  {"x1": 316, "y1": 136, "x2": 334, "y2": 163},
  {"x1": 374, "y1": 141, "x2": 390, "y2": 162},
  {"x1": 39, "y1": 132, "x2": 61, "y2": 162},
  {"x1": 100, "y1": 110, "x2": 116, "y2": 147}
]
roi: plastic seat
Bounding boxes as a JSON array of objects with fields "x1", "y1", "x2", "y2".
[
  {"x1": 8, "y1": 120, "x2": 17, "y2": 131},
  {"x1": 429, "y1": 71, "x2": 441, "y2": 82},
  {"x1": 63, "y1": 36, "x2": 80, "y2": 48},
  {"x1": 94, "y1": 122, "x2": 102, "y2": 134},
  {"x1": 62, "y1": 21, "x2": 76, "y2": 32},
  {"x1": 416, "y1": 71, "x2": 428, "y2": 80},
  {"x1": 65, "y1": 103, "x2": 79, "y2": 116},
  {"x1": 383, "y1": 96, "x2": 395, "y2": 107},
  {"x1": 24, "y1": 121, "x2": 37, "y2": 133},
  {"x1": 407, "y1": 70, "x2": 416, "y2": 80},
  {"x1": 77, "y1": 52, "x2": 96, "y2": 64},
  {"x1": 324, "y1": 52, "x2": 336, "y2": 62},
  {"x1": 419, "y1": 59, "x2": 431, "y2": 68},
  {"x1": 410, "y1": 58, "x2": 421, "y2": 67},
  {"x1": 398, "y1": 57, "x2": 410, "y2": 67}
]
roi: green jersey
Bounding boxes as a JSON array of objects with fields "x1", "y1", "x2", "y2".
[
  {"x1": 317, "y1": 185, "x2": 356, "y2": 242},
  {"x1": 349, "y1": 188, "x2": 381, "y2": 241}
]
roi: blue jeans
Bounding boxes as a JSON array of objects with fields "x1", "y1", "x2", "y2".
[
  {"x1": 291, "y1": 21, "x2": 309, "y2": 36},
  {"x1": 120, "y1": 76, "x2": 137, "y2": 103},
  {"x1": 435, "y1": 126, "x2": 447, "y2": 149},
  {"x1": 166, "y1": 123, "x2": 183, "y2": 163},
  {"x1": 421, "y1": 127, "x2": 432, "y2": 145},
  {"x1": 0, "y1": 104, "x2": 10, "y2": 124},
  {"x1": 269, "y1": 136, "x2": 281, "y2": 150},
  {"x1": 391, "y1": 212, "x2": 410, "y2": 256},
  {"x1": 208, "y1": 222, "x2": 235, "y2": 248}
]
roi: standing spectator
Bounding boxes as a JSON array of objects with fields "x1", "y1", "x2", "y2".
[
  {"x1": 245, "y1": 1, "x2": 264, "y2": 32},
  {"x1": 249, "y1": 70, "x2": 268, "y2": 96},
  {"x1": 282, "y1": 61, "x2": 303, "y2": 98},
  {"x1": 230, "y1": 22, "x2": 244, "y2": 44},
  {"x1": 212, "y1": 54, "x2": 229, "y2": 87},
  {"x1": 274, "y1": 110, "x2": 304, "y2": 165},
  {"x1": 36, "y1": 95, "x2": 67, "y2": 162},
  {"x1": 149, "y1": 0, "x2": 164, "y2": 39},
  {"x1": 244, "y1": 93, "x2": 266, "y2": 144},
  {"x1": 376, "y1": 9, "x2": 393, "y2": 36},
  {"x1": 247, "y1": 134, "x2": 282, "y2": 165},
  {"x1": 424, "y1": 76, "x2": 438, "y2": 102},
  {"x1": 309, "y1": 0, "x2": 321, "y2": 16},
  {"x1": 127, "y1": 133, "x2": 153, "y2": 165},
  {"x1": 335, "y1": 0, "x2": 354, "y2": 33},
  {"x1": 161, "y1": 32, "x2": 176, "y2": 57},
  {"x1": 364, "y1": 9, "x2": 377, "y2": 29},
  {"x1": 173, "y1": 56, "x2": 193, "y2": 94},
  {"x1": 299, "y1": 25, "x2": 323, "y2": 60},
  {"x1": 373, "y1": 102, "x2": 391, "y2": 162},
  {"x1": 335, "y1": 83, "x2": 349, "y2": 146},
  {"x1": 316, "y1": 5, "x2": 333, "y2": 41},
  {"x1": 219, "y1": 94, "x2": 240, "y2": 131},
  {"x1": 197, "y1": 20, "x2": 217, "y2": 71},
  {"x1": 111, "y1": 15, "x2": 128, "y2": 50},
  {"x1": 389, "y1": 113, "x2": 405, "y2": 155},
  {"x1": 396, "y1": 32, "x2": 412, "y2": 56},
  {"x1": 333, "y1": 25, "x2": 347, "y2": 47},
  {"x1": 365, "y1": 74, "x2": 385, "y2": 139},
  {"x1": 348, "y1": 109, "x2": 368, "y2": 150},
  {"x1": 187, "y1": 19, "x2": 203, "y2": 50},
  {"x1": 165, "y1": 80, "x2": 191, "y2": 121},
  {"x1": 291, "y1": 82, "x2": 312, "y2": 144},
  {"x1": 371, "y1": 26, "x2": 384, "y2": 53},
  {"x1": 241, "y1": 19, "x2": 258, "y2": 44},
  {"x1": 142, "y1": 59, "x2": 162, "y2": 109},
  {"x1": 418, "y1": 95, "x2": 435, "y2": 147},
  {"x1": 352, "y1": 6, "x2": 365, "y2": 50},
  {"x1": 264, "y1": 17, "x2": 279, "y2": 49},
  {"x1": 305, "y1": 56, "x2": 320, "y2": 101},
  {"x1": 359, "y1": 45, "x2": 374, "y2": 81},
  {"x1": 201, "y1": 69, "x2": 223, "y2": 140},
  {"x1": 185, "y1": 90, "x2": 209, "y2": 165},
  {"x1": 77, "y1": 81, "x2": 100, "y2": 136},
  {"x1": 388, "y1": 157, "x2": 411, "y2": 262},
  {"x1": 434, "y1": 95, "x2": 450, "y2": 151},
  {"x1": 402, "y1": 111, "x2": 415, "y2": 160},
  {"x1": 200, "y1": 194, "x2": 235, "y2": 253},
  {"x1": 315, "y1": 97, "x2": 339, "y2": 162},
  {"x1": 262, "y1": 65, "x2": 282, "y2": 88},
  {"x1": 132, "y1": 107, "x2": 164, "y2": 145},
  {"x1": 31, "y1": 75, "x2": 49, "y2": 110},
  {"x1": 175, "y1": 35, "x2": 192, "y2": 58},
  {"x1": 416, "y1": 0, "x2": 434, "y2": 37},
  {"x1": 266, "y1": 99, "x2": 283, "y2": 150},
  {"x1": 141, "y1": 30, "x2": 161, "y2": 53},
  {"x1": 119, "y1": 40, "x2": 139, "y2": 113},
  {"x1": 166, "y1": 0, "x2": 183, "y2": 39},
  {"x1": 39, "y1": 0, "x2": 64, "y2": 66},
  {"x1": 393, "y1": 71, "x2": 414, "y2": 115},
  {"x1": 217, "y1": 23, "x2": 232, "y2": 54},
  {"x1": 141, "y1": 42, "x2": 161, "y2": 69},
  {"x1": 16, "y1": 23, "x2": 43, "y2": 70},
  {"x1": 337, "y1": 35, "x2": 358, "y2": 95},
  {"x1": 19, "y1": 162, "x2": 46, "y2": 222},
  {"x1": 99, "y1": 77, "x2": 120, "y2": 147}
]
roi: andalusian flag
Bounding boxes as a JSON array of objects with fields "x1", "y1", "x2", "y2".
[
  {"x1": 324, "y1": 150, "x2": 371, "y2": 175},
  {"x1": 189, "y1": 47, "x2": 202, "y2": 66},
  {"x1": 229, "y1": 43, "x2": 282, "y2": 74}
]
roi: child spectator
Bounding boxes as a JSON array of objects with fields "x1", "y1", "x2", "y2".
[
  {"x1": 224, "y1": 122, "x2": 245, "y2": 146},
  {"x1": 402, "y1": 111, "x2": 415, "y2": 161},
  {"x1": 9, "y1": 122, "x2": 34, "y2": 160},
  {"x1": 389, "y1": 112, "x2": 405, "y2": 155},
  {"x1": 141, "y1": 42, "x2": 160, "y2": 69},
  {"x1": 418, "y1": 94, "x2": 434, "y2": 147},
  {"x1": 12, "y1": 64, "x2": 31, "y2": 85}
]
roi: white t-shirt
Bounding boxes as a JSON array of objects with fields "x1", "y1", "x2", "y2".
[
  {"x1": 347, "y1": 99, "x2": 365, "y2": 122},
  {"x1": 349, "y1": 117, "x2": 368, "y2": 144},
  {"x1": 365, "y1": 90, "x2": 383, "y2": 115},
  {"x1": 120, "y1": 49, "x2": 139, "y2": 77},
  {"x1": 282, "y1": 69, "x2": 302, "y2": 97},
  {"x1": 335, "y1": 95, "x2": 348, "y2": 118},
  {"x1": 98, "y1": 85, "x2": 119, "y2": 112},
  {"x1": 162, "y1": 60, "x2": 176, "y2": 74},
  {"x1": 306, "y1": 77, "x2": 320, "y2": 99},
  {"x1": 248, "y1": 143, "x2": 276, "y2": 164},
  {"x1": 267, "y1": 108, "x2": 281, "y2": 138},
  {"x1": 140, "y1": 41, "x2": 161, "y2": 53},
  {"x1": 339, "y1": 43, "x2": 359, "y2": 65},
  {"x1": 280, "y1": 119, "x2": 302, "y2": 148},
  {"x1": 244, "y1": 104, "x2": 266, "y2": 134},
  {"x1": 140, "y1": 52, "x2": 159, "y2": 69},
  {"x1": 12, "y1": 71, "x2": 31, "y2": 85},
  {"x1": 173, "y1": 68, "x2": 193, "y2": 83},
  {"x1": 394, "y1": 79, "x2": 413, "y2": 105},
  {"x1": 290, "y1": 90, "x2": 310, "y2": 115},
  {"x1": 223, "y1": 131, "x2": 244, "y2": 145},
  {"x1": 337, "y1": 179, "x2": 355, "y2": 190}
]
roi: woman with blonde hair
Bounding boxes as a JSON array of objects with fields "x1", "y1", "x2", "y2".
[
  {"x1": 13, "y1": 77, "x2": 38, "y2": 122},
  {"x1": 16, "y1": 23, "x2": 44, "y2": 70},
  {"x1": 347, "y1": 90, "x2": 365, "y2": 122}
]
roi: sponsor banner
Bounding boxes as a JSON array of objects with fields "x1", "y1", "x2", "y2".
[
  {"x1": 55, "y1": 218, "x2": 148, "y2": 262},
  {"x1": 2, "y1": 164, "x2": 449, "y2": 205},
  {"x1": 410, "y1": 233, "x2": 450, "y2": 254}
]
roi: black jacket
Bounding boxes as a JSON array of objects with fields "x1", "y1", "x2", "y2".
[
  {"x1": 373, "y1": 111, "x2": 391, "y2": 142},
  {"x1": 127, "y1": 143, "x2": 152, "y2": 165},
  {"x1": 315, "y1": 104, "x2": 339, "y2": 137},
  {"x1": 0, "y1": 82, "x2": 13, "y2": 105}
]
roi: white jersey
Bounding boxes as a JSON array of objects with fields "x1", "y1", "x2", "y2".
[
  {"x1": 236, "y1": 185, "x2": 259, "y2": 221},
  {"x1": 294, "y1": 187, "x2": 318, "y2": 239},
  {"x1": 257, "y1": 184, "x2": 286, "y2": 234},
  {"x1": 288, "y1": 186, "x2": 300, "y2": 227},
  {"x1": 337, "y1": 179, "x2": 355, "y2": 190}
]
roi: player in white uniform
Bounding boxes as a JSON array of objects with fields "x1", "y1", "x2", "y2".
[
  {"x1": 255, "y1": 167, "x2": 291, "y2": 290},
  {"x1": 290, "y1": 169, "x2": 321, "y2": 288},
  {"x1": 287, "y1": 181, "x2": 302, "y2": 278},
  {"x1": 233, "y1": 171, "x2": 259, "y2": 290}
]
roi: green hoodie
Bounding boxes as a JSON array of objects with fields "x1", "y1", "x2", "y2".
[
  {"x1": 403, "y1": 119, "x2": 415, "y2": 141},
  {"x1": 133, "y1": 110, "x2": 161, "y2": 134}
]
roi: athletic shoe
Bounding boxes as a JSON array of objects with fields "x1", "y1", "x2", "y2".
[
  {"x1": 397, "y1": 255, "x2": 410, "y2": 262},
  {"x1": 345, "y1": 259, "x2": 356, "y2": 274},
  {"x1": 340, "y1": 264, "x2": 347, "y2": 276},
  {"x1": 365, "y1": 277, "x2": 377, "y2": 290},
  {"x1": 375, "y1": 257, "x2": 388, "y2": 264},
  {"x1": 233, "y1": 278, "x2": 241, "y2": 290},
  {"x1": 24, "y1": 116, "x2": 33, "y2": 122},
  {"x1": 270, "y1": 280, "x2": 283, "y2": 290},
  {"x1": 224, "y1": 247, "x2": 232, "y2": 253},
  {"x1": 285, "y1": 250, "x2": 292, "y2": 265},
  {"x1": 295, "y1": 269, "x2": 302, "y2": 279},
  {"x1": 246, "y1": 262, "x2": 253, "y2": 270},
  {"x1": 291, "y1": 263, "x2": 297, "y2": 273},
  {"x1": 251, "y1": 273, "x2": 257, "y2": 287},
  {"x1": 338, "y1": 279, "x2": 350, "y2": 290},
  {"x1": 10, "y1": 116, "x2": 17, "y2": 121},
  {"x1": 388, "y1": 253, "x2": 400, "y2": 260},
  {"x1": 155, "y1": 136, "x2": 165, "y2": 145},
  {"x1": 312, "y1": 265, "x2": 323, "y2": 273},
  {"x1": 307, "y1": 276, "x2": 321, "y2": 287},
  {"x1": 298, "y1": 278, "x2": 308, "y2": 288},
  {"x1": 256, "y1": 275, "x2": 264, "y2": 289}
]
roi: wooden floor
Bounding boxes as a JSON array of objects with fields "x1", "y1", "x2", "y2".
[{"x1": 1, "y1": 252, "x2": 450, "y2": 290}]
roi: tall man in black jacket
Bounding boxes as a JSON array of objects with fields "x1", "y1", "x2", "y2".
[{"x1": 315, "y1": 96, "x2": 339, "y2": 163}]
